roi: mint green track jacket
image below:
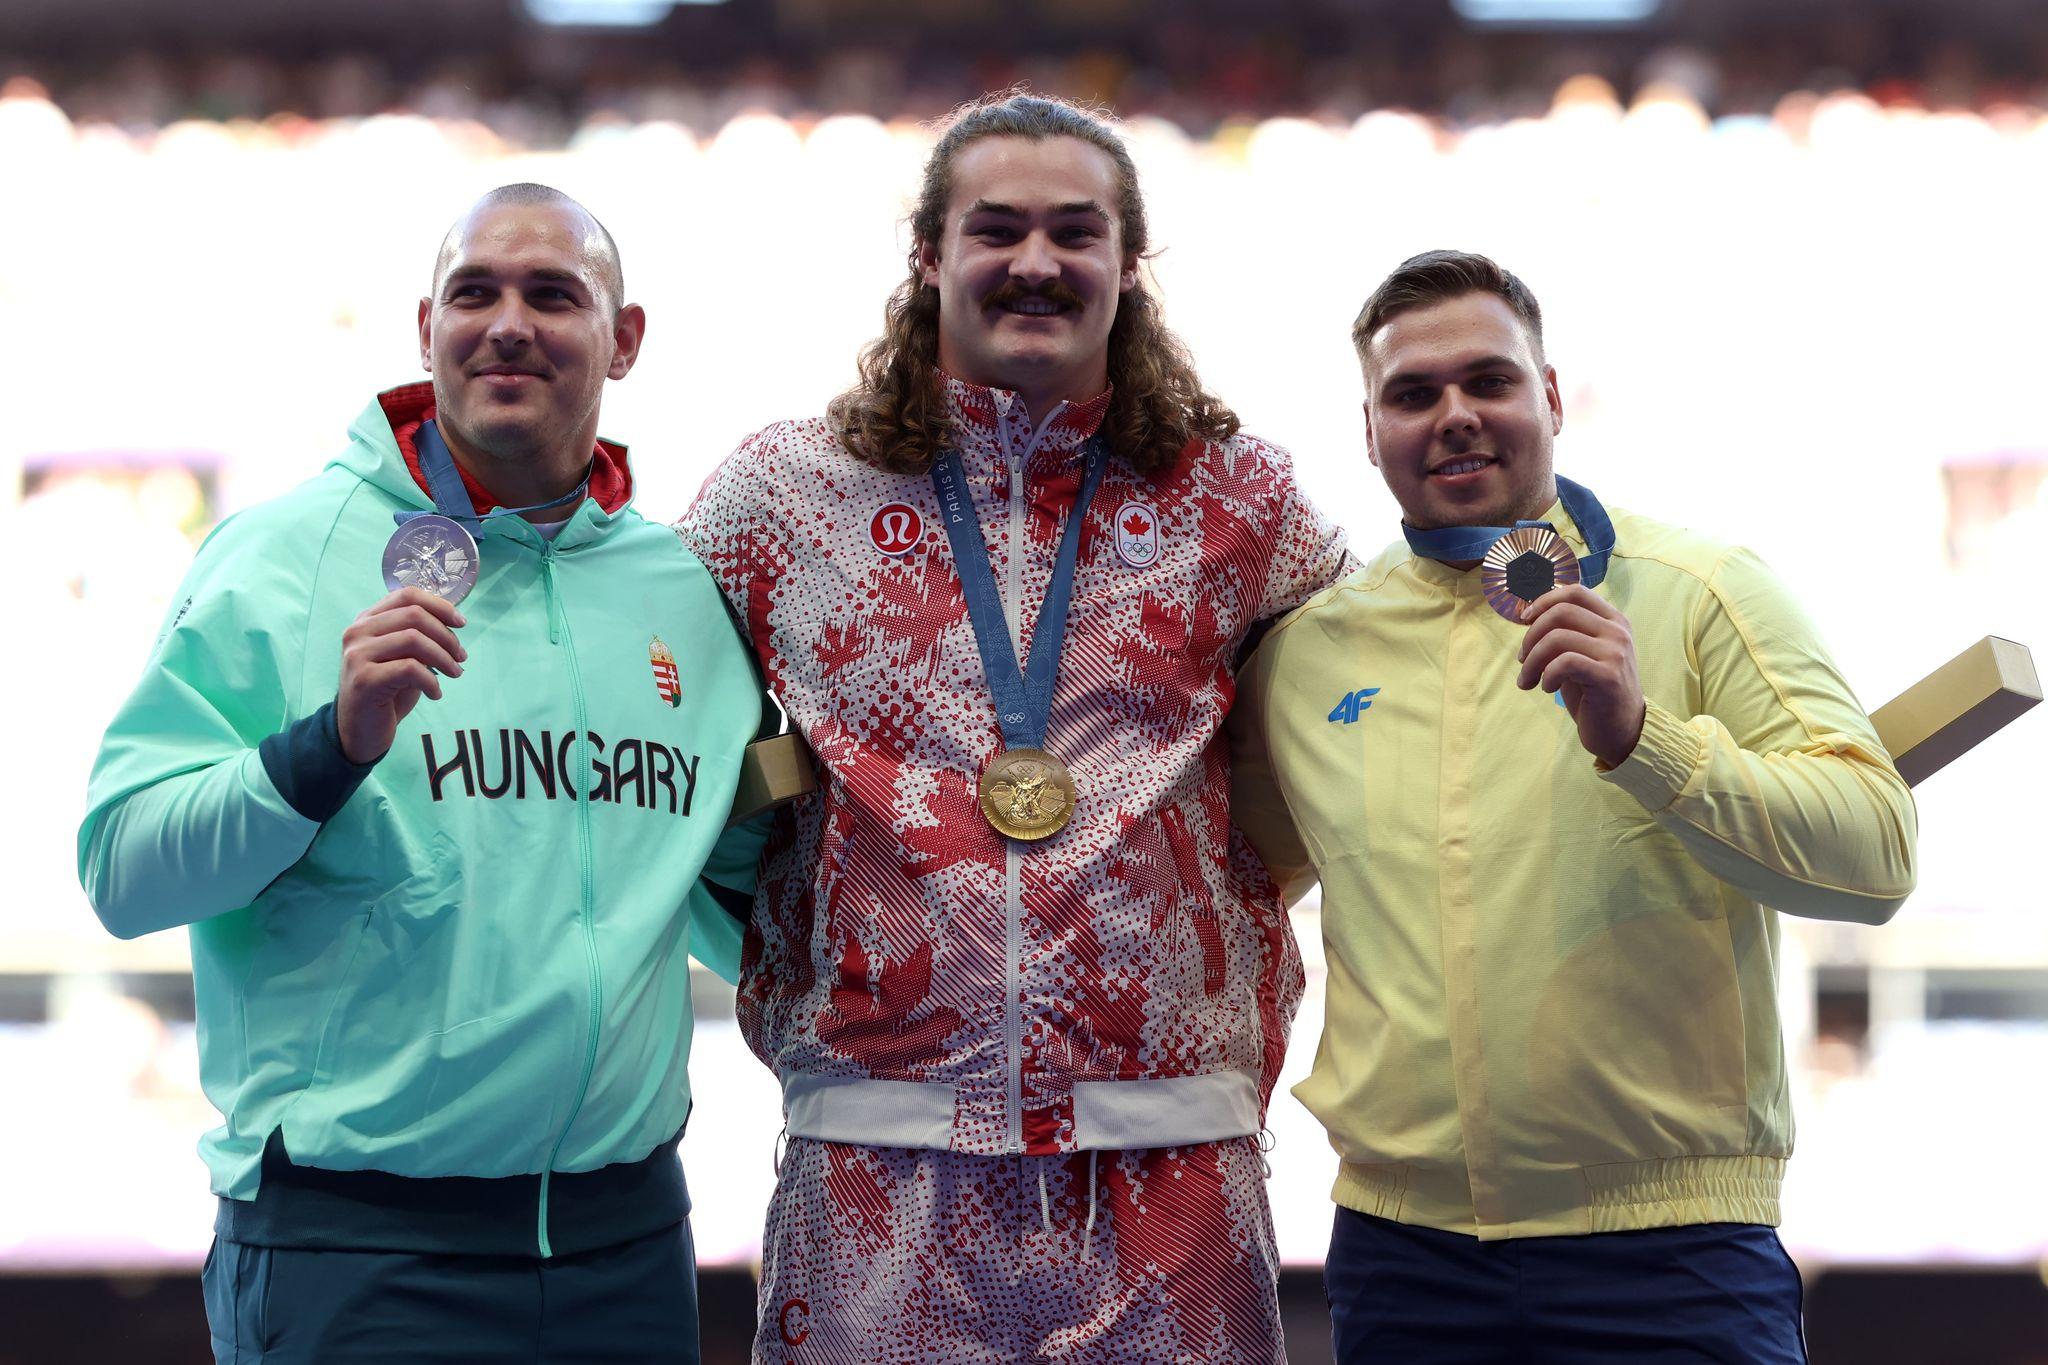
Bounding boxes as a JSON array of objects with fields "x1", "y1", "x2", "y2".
[{"x1": 78, "y1": 385, "x2": 768, "y2": 1222}]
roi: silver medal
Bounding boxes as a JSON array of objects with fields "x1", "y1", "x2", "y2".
[{"x1": 382, "y1": 514, "x2": 479, "y2": 605}]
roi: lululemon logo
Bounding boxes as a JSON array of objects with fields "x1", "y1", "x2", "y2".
[
  {"x1": 779, "y1": 1297, "x2": 810, "y2": 1345},
  {"x1": 870, "y1": 503, "x2": 923, "y2": 556}
]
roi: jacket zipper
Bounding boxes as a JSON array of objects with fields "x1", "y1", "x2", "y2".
[
  {"x1": 1000, "y1": 403, "x2": 1057, "y2": 1155},
  {"x1": 541, "y1": 548, "x2": 565, "y2": 645},
  {"x1": 536, "y1": 543, "x2": 604, "y2": 1256},
  {"x1": 1003, "y1": 434, "x2": 1026, "y2": 1154}
]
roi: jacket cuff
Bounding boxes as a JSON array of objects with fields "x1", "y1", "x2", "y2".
[
  {"x1": 1597, "y1": 700, "x2": 1703, "y2": 813},
  {"x1": 257, "y1": 702, "x2": 378, "y2": 824}
]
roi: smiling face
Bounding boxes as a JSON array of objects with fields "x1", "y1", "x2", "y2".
[
  {"x1": 1361, "y1": 290, "x2": 1563, "y2": 531},
  {"x1": 918, "y1": 134, "x2": 1139, "y2": 414},
  {"x1": 418, "y1": 200, "x2": 643, "y2": 482}
]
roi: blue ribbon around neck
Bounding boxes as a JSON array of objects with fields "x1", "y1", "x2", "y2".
[
  {"x1": 1402, "y1": 474, "x2": 1615, "y2": 588},
  {"x1": 393, "y1": 419, "x2": 589, "y2": 535},
  {"x1": 929, "y1": 438, "x2": 1107, "y2": 752}
]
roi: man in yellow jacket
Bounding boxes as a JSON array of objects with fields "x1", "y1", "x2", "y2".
[{"x1": 1231, "y1": 250, "x2": 1917, "y2": 1361}]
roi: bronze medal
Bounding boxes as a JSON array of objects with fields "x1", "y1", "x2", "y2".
[
  {"x1": 1480, "y1": 526, "x2": 1581, "y2": 622},
  {"x1": 978, "y1": 747, "x2": 1077, "y2": 841}
]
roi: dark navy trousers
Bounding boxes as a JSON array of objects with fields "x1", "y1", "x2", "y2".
[
  {"x1": 202, "y1": 1219, "x2": 701, "y2": 1364},
  {"x1": 1325, "y1": 1207, "x2": 1807, "y2": 1364}
]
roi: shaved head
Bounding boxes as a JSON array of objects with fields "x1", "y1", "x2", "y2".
[
  {"x1": 418, "y1": 182, "x2": 646, "y2": 501},
  {"x1": 433, "y1": 183, "x2": 624, "y2": 315}
]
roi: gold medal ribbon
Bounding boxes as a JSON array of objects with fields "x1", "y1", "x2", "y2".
[{"x1": 929, "y1": 438, "x2": 1108, "y2": 841}]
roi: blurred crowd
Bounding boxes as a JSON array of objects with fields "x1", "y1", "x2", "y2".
[{"x1": 8, "y1": 9, "x2": 2048, "y2": 142}]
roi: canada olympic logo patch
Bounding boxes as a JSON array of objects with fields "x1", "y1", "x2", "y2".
[
  {"x1": 870, "y1": 502, "x2": 924, "y2": 556},
  {"x1": 1113, "y1": 500, "x2": 1160, "y2": 568}
]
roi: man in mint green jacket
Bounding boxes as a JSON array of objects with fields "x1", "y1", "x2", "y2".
[{"x1": 77, "y1": 184, "x2": 766, "y2": 1364}]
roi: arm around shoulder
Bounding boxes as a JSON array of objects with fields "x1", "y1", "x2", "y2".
[
  {"x1": 682, "y1": 612, "x2": 783, "y2": 984},
  {"x1": 1239, "y1": 436, "x2": 1353, "y2": 623},
  {"x1": 672, "y1": 422, "x2": 793, "y2": 620},
  {"x1": 1229, "y1": 627, "x2": 1322, "y2": 907}
]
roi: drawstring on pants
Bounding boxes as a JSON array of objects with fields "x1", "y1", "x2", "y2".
[
  {"x1": 1080, "y1": 1151, "x2": 1099, "y2": 1262},
  {"x1": 1029, "y1": 1152, "x2": 1104, "y2": 1262}
]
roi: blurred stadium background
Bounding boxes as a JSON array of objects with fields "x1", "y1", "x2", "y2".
[{"x1": 4, "y1": 0, "x2": 2047, "y2": 1360}]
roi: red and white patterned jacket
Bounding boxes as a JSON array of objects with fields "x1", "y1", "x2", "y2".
[{"x1": 677, "y1": 377, "x2": 1349, "y2": 1157}]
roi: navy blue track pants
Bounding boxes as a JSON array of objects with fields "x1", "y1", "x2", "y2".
[
  {"x1": 1325, "y1": 1207, "x2": 1807, "y2": 1363},
  {"x1": 202, "y1": 1219, "x2": 700, "y2": 1364}
]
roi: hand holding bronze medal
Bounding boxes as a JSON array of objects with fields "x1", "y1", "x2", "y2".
[
  {"x1": 1480, "y1": 526, "x2": 1580, "y2": 623},
  {"x1": 1472, "y1": 481, "x2": 1642, "y2": 768},
  {"x1": 932, "y1": 437, "x2": 1107, "y2": 843}
]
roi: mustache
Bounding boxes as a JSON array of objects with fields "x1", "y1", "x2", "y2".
[{"x1": 981, "y1": 278, "x2": 1086, "y2": 312}]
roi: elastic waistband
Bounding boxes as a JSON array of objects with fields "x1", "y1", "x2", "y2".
[
  {"x1": 215, "y1": 1128, "x2": 689, "y2": 1258},
  {"x1": 781, "y1": 1068, "x2": 1263, "y2": 1151},
  {"x1": 1332, "y1": 1152, "x2": 1785, "y2": 1242}
]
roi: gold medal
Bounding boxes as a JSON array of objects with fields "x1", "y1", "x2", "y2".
[
  {"x1": 1480, "y1": 526, "x2": 1581, "y2": 622},
  {"x1": 978, "y1": 747, "x2": 1077, "y2": 841}
]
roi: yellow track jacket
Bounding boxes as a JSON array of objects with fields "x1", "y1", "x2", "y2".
[{"x1": 1231, "y1": 497, "x2": 1917, "y2": 1240}]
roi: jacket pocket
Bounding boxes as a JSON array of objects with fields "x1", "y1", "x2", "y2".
[
  {"x1": 272, "y1": 832, "x2": 466, "y2": 1139},
  {"x1": 1522, "y1": 901, "x2": 1749, "y2": 1162}
]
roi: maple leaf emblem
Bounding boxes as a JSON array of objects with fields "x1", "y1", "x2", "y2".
[
  {"x1": 1121, "y1": 511, "x2": 1152, "y2": 537},
  {"x1": 818, "y1": 937, "x2": 965, "y2": 1074}
]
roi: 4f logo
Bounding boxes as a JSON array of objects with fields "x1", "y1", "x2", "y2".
[
  {"x1": 870, "y1": 502, "x2": 924, "y2": 556},
  {"x1": 1328, "y1": 687, "x2": 1380, "y2": 724}
]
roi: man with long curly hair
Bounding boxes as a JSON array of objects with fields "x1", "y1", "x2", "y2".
[{"x1": 678, "y1": 92, "x2": 1349, "y2": 1362}]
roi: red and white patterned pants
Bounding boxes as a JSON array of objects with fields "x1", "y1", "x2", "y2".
[{"x1": 753, "y1": 1136, "x2": 1285, "y2": 1364}]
